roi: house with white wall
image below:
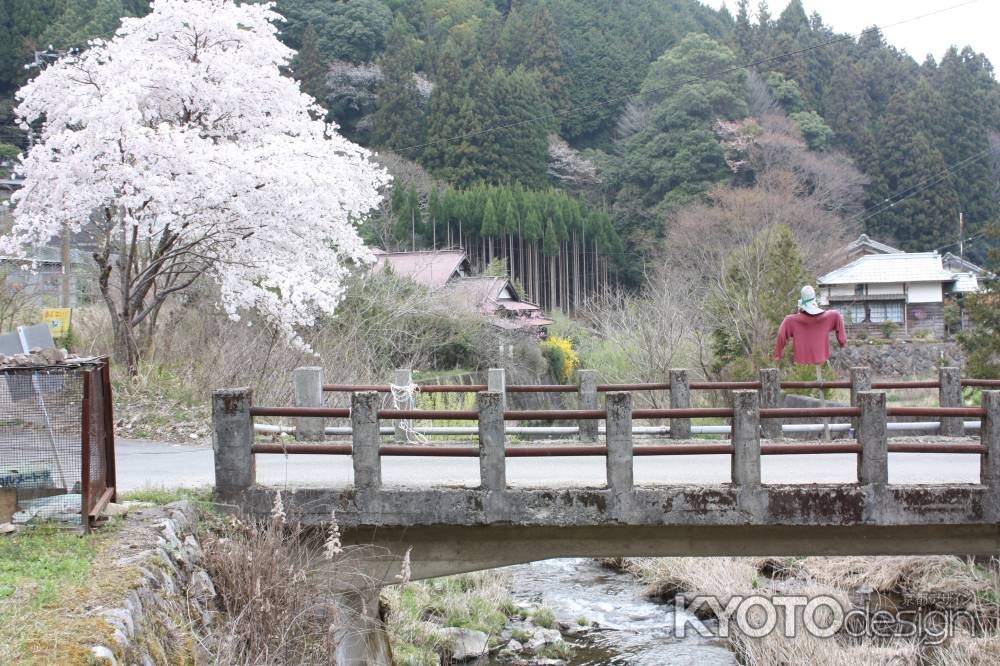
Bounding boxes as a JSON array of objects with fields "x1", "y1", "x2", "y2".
[{"x1": 817, "y1": 247, "x2": 981, "y2": 338}]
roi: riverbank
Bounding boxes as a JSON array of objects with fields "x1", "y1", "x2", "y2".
[{"x1": 619, "y1": 555, "x2": 1000, "y2": 665}]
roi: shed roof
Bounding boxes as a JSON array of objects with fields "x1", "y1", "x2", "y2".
[{"x1": 819, "y1": 252, "x2": 955, "y2": 285}]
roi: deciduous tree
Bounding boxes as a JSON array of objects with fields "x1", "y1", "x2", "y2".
[{"x1": 3, "y1": 0, "x2": 388, "y2": 373}]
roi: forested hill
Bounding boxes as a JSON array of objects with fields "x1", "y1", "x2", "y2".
[{"x1": 3, "y1": 0, "x2": 999, "y2": 302}]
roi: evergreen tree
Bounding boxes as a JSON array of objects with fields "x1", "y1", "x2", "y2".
[
  {"x1": 294, "y1": 24, "x2": 328, "y2": 107},
  {"x1": 479, "y1": 66, "x2": 549, "y2": 186},
  {"x1": 958, "y1": 226, "x2": 1000, "y2": 377},
  {"x1": 371, "y1": 15, "x2": 424, "y2": 150},
  {"x1": 935, "y1": 47, "x2": 1000, "y2": 257},
  {"x1": 421, "y1": 40, "x2": 485, "y2": 186},
  {"x1": 710, "y1": 225, "x2": 813, "y2": 373},
  {"x1": 866, "y1": 82, "x2": 959, "y2": 249}
]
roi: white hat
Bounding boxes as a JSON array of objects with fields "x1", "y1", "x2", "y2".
[{"x1": 798, "y1": 285, "x2": 823, "y2": 315}]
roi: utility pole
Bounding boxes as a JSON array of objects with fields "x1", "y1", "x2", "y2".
[
  {"x1": 959, "y1": 211, "x2": 964, "y2": 262},
  {"x1": 60, "y1": 223, "x2": 71, "y2": 307}
]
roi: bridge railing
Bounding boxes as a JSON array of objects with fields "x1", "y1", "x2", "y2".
[
  {"x1": 213, "y1": 386, "x2": 999, "y2": 500},
  {"x1": 285, "y1": 366, "x2": 997, "y2": 442}
]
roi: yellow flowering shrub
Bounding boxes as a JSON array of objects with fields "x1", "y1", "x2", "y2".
[{"x1": 540, "y1": 335, "x2": 579, "y2": 383}]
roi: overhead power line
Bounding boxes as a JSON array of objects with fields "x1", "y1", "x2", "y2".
[
  {"x1": 395, "y1": 0, "x2": 983, "y2": 155},
  {"x1": 849, "y1": 145, "x2": 998, "y2": 229}
]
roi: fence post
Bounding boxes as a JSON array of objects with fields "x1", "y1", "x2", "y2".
[
  {"x1": 669, "y1": 369, "x2": 691, "y2": 440},
  {"x1": 293, "y1": 366, "x2": 325, "y2": 441},
  {"x1": 850, "y1": 367, "x2": 872, "y2": 435},
  {"x1": 578, "y1": 369, "x2": 598, "y2": 443},
  {"x1": 477, "y1": 391, "x2": 506, "y2": 491},
  {"x1": 857, "y1": 391, "x2": 888, "y2": 486},
  {"x1": 393, "y1": 368, "x2": 413, "y2": 444},
  {"x1": 351, "y1": 391, "x2": 381, "y2": 490},
  {"x1": 488, "y1": 368, "x2": 506, "y2": 410},
  {"x1": 759, "y1": 368, "x2": 781, "y2": 440},
  {"x1": 732, "y1": 390, "x2": 761, "y2": 488},
  {"x1": 980, "y1": 392, "x2": 1000, "y2": 488},
  {"x1": 939, "y1": 367, "x2": 963, "y2": 437},
  {"x1": 213, "y1": 388, "x2": 255, "y2": 502},
  {"x1": 605, "y1": 392, "x2": 633, "y2": 492}
]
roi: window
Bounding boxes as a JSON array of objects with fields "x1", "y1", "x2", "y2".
[
  {"x1": 846, "y1": 303, "x2": 866, "y2": 324},
  {"x1": 868, "y1": 301, "x2": 904, "y2": 323}
]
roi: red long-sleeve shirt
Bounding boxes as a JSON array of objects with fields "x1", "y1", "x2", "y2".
[{"x1": 775, "y1": 311, "x2": 847, "y2": 364}]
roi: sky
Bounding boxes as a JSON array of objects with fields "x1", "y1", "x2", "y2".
[{"x1": 700, "y1": 0, "x2": 1000, "y2": 72}]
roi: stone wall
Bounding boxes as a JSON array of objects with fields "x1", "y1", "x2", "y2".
[
  {"x1": 830, "y1": 341, "x2": 965, "y2": 376},
  {"x1": 90, "y1": 501, "x2": 217, "y2": 666}
]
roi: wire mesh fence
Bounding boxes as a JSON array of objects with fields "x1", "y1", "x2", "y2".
[{"x1": 0, "y1": 359, "x2": 114, "y2": 530}]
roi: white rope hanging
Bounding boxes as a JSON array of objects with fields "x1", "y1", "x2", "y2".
[{"x1": 390, "y1": 382, "x2": 428, "y2": 444}]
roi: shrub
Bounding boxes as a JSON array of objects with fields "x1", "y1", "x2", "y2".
[
  {"x1": 879, "y1": 320, "x2": 899, "y2": 339},
  {"x1": 539, "y1": 335, "x2": 578, "y2": 383},
  {"x1": 854, "y1": 327, "x2": 869, "y2": 341},
  {"x1": 912, "y1": 328, "x2": 933, "y2": 340}
]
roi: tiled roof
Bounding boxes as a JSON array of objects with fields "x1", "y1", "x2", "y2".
[
  {"x1": 819, "y1": 252, "x2": 956, "y2": 285},
  {"x1": 845, "y1": 234, "x2": 904, "y2": 255},
  {"x1": 950, "y1": 272, "x2": 980, "y2": 293}
]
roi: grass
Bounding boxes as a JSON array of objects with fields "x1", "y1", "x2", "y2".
[
  {"x1": 0, "y1": 520, "x2": 142, "y2": 665},
  {"x1": 381, "y1": 570, "x2": 519, "y2": 666},
  {"x1": 119, "y1": 485, "x2": 214, "y2": 507},
  {"x1": 531, "y1": 606, "x2": 555, "y2": 629}
]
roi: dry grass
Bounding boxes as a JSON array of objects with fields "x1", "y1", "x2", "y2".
[
  {"x1": 203, "y1": 516, "x2": 343, "y2": 664},
  {"x1": 790, "y1": 556, "x2": 992, "y2": 609},
  {"x1": 621, "y1": 555, "x2": 1000, "y2": 666}
]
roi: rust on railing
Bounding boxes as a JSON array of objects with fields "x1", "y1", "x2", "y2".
[
  {"x1": 633, "y1": 408, "x2": 735, "y2": 419},
  {"x1": 886, "y1": 406, "x2": 986, "y2": 417},
  {"x1": 320, "y1": 376, "x2": 999, "y2": 394},
  {"x1": 597, "y1": 382, "x2": 671, "y2": 392},
  {"x1": 250, "y1": 406, "x2": 351, "y2": 418},
  {"x1": 249, "y1": 442, "x2": 988, "y2": 457},
  {"x1": 760, "y1": 407, "x2": 861, "y2": 418}
]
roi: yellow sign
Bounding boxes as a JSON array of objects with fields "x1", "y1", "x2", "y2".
[{"x1": 42, "y1": 308, "x2": 72, "y2": 338}]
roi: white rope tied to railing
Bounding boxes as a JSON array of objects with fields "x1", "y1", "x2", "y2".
[{"x1": 390, "y1": 382, "x2": 428, "y2": 444}]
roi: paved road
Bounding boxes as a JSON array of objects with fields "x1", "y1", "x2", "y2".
[{"x1": 115, "y1": 438, "x2": 981, "y2": 492}]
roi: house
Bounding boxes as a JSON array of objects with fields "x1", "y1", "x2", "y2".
[
  {"x1": 445, "y1": 276, "x2": 553, "y2": 333},
  {"x1": 817, "y1": 237, "x2": 987, "y2": 338},
  {"x1": 0, "y1": 245, "x2": 90, "y2": 308},
  {"x1": 371, "y1": 249, "x2": 471, "y2": 289},
  {"x1": 371, "y1": 249, "x2": 551, "y2": 333}
]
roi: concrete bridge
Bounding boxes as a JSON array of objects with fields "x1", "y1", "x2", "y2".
[{"x1": 212, "y1": 367, "x2": 1000, "y2": 582}]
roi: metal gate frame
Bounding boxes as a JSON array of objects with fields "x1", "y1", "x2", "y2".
[{"x1": 81, "y1": 358, "x2": 116, "y2": 532}]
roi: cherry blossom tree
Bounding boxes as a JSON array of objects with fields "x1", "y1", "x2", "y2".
[{"x1": 2, "y1": 0, "x2": 389, "y2": 373}]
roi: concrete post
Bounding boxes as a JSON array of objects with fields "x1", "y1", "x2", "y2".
[
  {"x1": 487, "y1": 368, "x2": 506, "y2": 410},
  {"x1": 980, "y1": 392, "x2": 1000, "y2": 487},
  {"x1": 578, "y1": 369, "x2": 598, "y2": 443},
  {"x1": 732, "y1": 390, "x2": 761, "y2": 488},
  {"x1": 477, "y1": 391, "x2": 506, "y2": 490},
  {"x1": 669, "y1": 369, "x2": 691, "y2": 440},
  {"x1": 758, "y1": 368, "x2": 781, "y2": 440},
  {"x1": 293, "y1": 366, "x2": 325, "y2": 441},
  {"x1": 605, "y1": 392, "x2": 633, "y2": 492},
  {"x1": 213, "y1": 388, "x2": 254, "y2": 502},
  {"x1": 857, "y1": 391, "x2": 888, "y2": 486},
  {"x1": 850, "y1": 367, "x2": 872, "y2": 435},
  {"x1": 351, "y1": 391, "x2": 381, "y2": 490},
  {"x1": 393, "y1": 368, "x2": 414, "y2": 444},
  {"x1": 939, "y1": 367, "x2": 963, "y2": 437}
]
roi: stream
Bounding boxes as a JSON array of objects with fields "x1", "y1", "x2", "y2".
[{"x1": 491, "y1": 558, "x2": 738, "y2": 665}]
